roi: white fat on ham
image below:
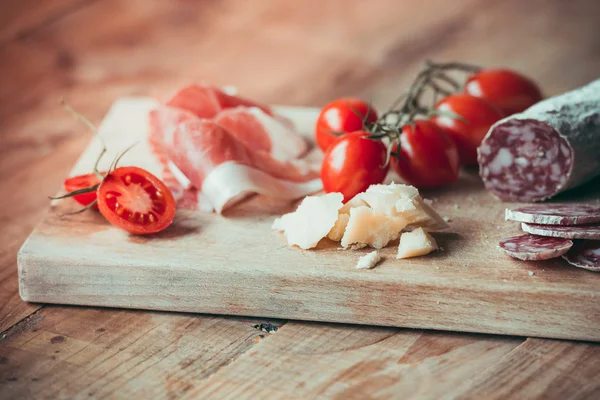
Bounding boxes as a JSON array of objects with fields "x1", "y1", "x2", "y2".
[
  {"x1": 355, "y1": 251, "x2": 381, "y2": 270},
  {"x1": 203, "y1": 162, "x2": 323, "y2": 214},
  {"x1": 397, "y1": 228, "x2": 438, "y2": 259},
  {"x1": 272, "y1": 193, "x2": 344, "y2": 249},
  {"x1": 341, "y1": 206, "x2": 408, "y2": 250}
]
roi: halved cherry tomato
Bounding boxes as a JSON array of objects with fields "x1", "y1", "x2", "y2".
[
  {"x1": 97, "y1": 166, "x2": 176, "y2": 235},
  {"x1": 321, "y1": 131, "x2": 389, "y2": 202},
  {"x1": 464, "y1": 69, "x2": 542, "y2": 115},
  {"x1": 431, "y1": 94, "x2": 504, "y2": 165},
  {"x1": 391, "y1": 120, "x2": 459, "y2": 189},
  {"x1": 315, "y1": 98, "x2": 378, "y2": 152},
  {"x1": 64, "y1": 172, "x2": 105, "y2": 209}
]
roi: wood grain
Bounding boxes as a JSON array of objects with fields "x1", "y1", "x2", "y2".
[
  {"x1": 0, "y1": 306, "x2": 283, "y2": 399},
  {"x1": 18, "y1": 103, "x2": 600, "y2": 341},
  {"x1": 2, "y1": 0, "x2": 600, "y2": 398},
  {"x1": 185, "y1": 321, "x2": 520, "y2": 399}
]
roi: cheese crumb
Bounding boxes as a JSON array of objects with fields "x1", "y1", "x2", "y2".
[
  {"x1": 272, "y1": 192, "x2": 343, "y2": 249},
  {"x1": 355, "y1": 251, "x2": 381, "y2": 270},
  {"x1": 397, "y1": 228, "x2": 438, "y2": 259}
]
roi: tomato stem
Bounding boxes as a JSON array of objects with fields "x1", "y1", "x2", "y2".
[{"x1": 369, "y1": 60, "x2": 482, "y2": 160}]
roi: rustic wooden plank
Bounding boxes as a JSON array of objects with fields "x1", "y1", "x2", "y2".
[
  {"x1": 181, "y1": 321, "x2": 521, "y2": 399},
  {"x1": 0, "y1": 0, "x2": 89, "y2": 45},
  {"x1": 456, "y1": 338, "x2": 600, "y2": 399},
  {"x1": 0, "y1": 305, "x2": 284, "y2": 399},
  {"x1": 18, "y1": 102, "x2": 600, "y2": 341}
]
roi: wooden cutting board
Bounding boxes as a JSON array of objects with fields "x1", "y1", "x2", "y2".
[{"x1": 18, "y1": 98, "x2": 600, "y2": 342}]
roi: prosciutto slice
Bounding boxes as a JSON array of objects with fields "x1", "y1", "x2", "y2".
[
  {"x1": 166, "y1": 84, "x2": 272, "y2": 118},
  {"x1": 148, "y1": 85, "x2": 322, "y2": 213}
]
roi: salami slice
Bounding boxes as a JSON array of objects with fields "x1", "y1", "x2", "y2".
[
  {"x1": 562, "y1": 240, "x2": 600, "y2": 271},
  {"x1": 521, "y1": 222, "x2": 600, "y2": 240},
  {"x1": 478, "y1": 79, "x2": 600, "y2": 202},
  {"x1": 498, "y1": 234, "x2": 573, "y2": 261},
  {"x1": 505, "y1": 204, "x2": 600, "y2": 225}
]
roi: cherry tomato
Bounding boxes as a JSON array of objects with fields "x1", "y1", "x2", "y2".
[
  {"x1": 97, "y1": 166, "x2": 176, "y2": 235},
  {"x1": 431, "y1": 94, "x2": 504, "y2": 165},
  {"x1": 321, "y1": 131, "x2": 389, "y2": 202},
  {"x1": 390, "y1": 120, "x2": 459, "y2": 189},
  {"x1": 464, "y1": 69, "x2": 543, "y2": 115},
  {"x1": 315, "y1": 98, "x2": 378, "y2": 152},
  {"x1": 64, "y1": 172, "x2": 105, "y2": 209}
]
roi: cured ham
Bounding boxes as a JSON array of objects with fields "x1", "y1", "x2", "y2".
[
  {"x1": 148, "y1": 84, "x2": 321, "y2": 213},
  {"x1": 166, "y1": 84, "x2": 272, "y2": 118}
]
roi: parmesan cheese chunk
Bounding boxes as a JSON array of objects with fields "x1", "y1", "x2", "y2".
[
  {"x1": 327, "y1": 213, "x2": 350, "y2": 241},
  {"x1": 341, "y1": 206, "x2": 408, "y2": 249},
  {"x1": 344, "y1": 183, "x2": 449, "y2": 232},
  {"x1": 396, "y1": 228, "x2": 438, "y2": 259},
  {"x1": 272, "y1": 192, "x2": 344, "y2": 249},
  {"x1": 355, "y1": 251, "x2": 381, "y2": 269}
]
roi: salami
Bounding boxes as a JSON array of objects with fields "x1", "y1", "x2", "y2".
[
  {"x1": 498, "y1": 234, "x2": 573, "y2": 261},
  {"x1": 521, "y1": 222, "x2": 600, "y2": 240},
  {"x1": 478, "y1": 79, "x2": 600, "y2": 202},
  {"x1": 562, "y1": 240, "x2": 600, "y2": 271},
  {"x1": 505, "y1": 204, "x2": 600, "y2": 225}
]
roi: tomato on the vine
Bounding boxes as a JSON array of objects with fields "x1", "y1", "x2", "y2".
[
  {"x1": 390, "y1": 120, "x2": 459, "y2": 189},
  {"x1": 315, "y1": 98, "x2": 378, "y2": 152},
  {"x1": 64, "y1": 172, "x2": 105, "y2": 209},
  {"x1": 321, "y1": 131, "x2": 388, "y2": 202},
  {"x1": 431, "y1": 94, "x2": 504, "y2": 165},
  {"x1": 97, "y1": 166, "x2": 176, "y2": 235},
  {"x1": 464, "y1": 69, "x2": 542, "y2": 115}
]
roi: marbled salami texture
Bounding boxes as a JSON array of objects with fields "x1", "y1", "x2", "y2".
[{"x1": 478, "y1": 79, "x2": 600, "y2": 202}]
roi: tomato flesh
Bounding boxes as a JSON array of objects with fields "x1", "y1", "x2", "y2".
[
  {"x1": 464, "y1": 69, "x2": 542, "y2": 115},
  {"x1": 315, "y1": 98, "x2": 378, "y2": 152},
  {"x1": 391, "y1": 120, "x2": 459, "y2": 189},
  {"x1": 432, "y1": 94, "x2": 504, "y2": 165},
  {"x1": 64, "y1": 172, "x2": 104, "y2": 209},
  {"x1": 97, "y1": 167, "x2": 176, "y2": 235},
  {"x1": 321, "y1": 131, "x2": 389, "y2": 202}
]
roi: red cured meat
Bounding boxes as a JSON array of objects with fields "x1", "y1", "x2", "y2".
[
  {"x1": 562, "y1": 240, "x2": 600, "y2": 271},
  {"x1": 166, "y1": 119, "x2": 317, "y2": 186},
  {"x1": 166, "y1": 84, "x2": 272, "y2": 119},
  {"x1": 498, "y1": 234, "x2": 573, "y2": 261},
  {"x1": 505, "y1": 204, "x2": 600, "y2": 225},
  {"x1": 214, "y1": 107, "x2": 308, "y2": 160},
  {"x1": 478, "y1": 79, "x2": 600, "y2": 202},
  {"x1": 521, "y1": 222, "x2": 600, "y2": 240}
]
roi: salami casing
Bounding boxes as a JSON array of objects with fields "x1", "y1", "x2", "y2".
[
  {"x1": 505, "y1": 204, "x2": 600, "y2": 225},
  {"x1": 562, "y1": 240, "x2": 600, "y2": 272},
  {"x1": 478, "y1": 79, "x2": 600, "y2": 202},
  {"x1": 521, "y1": 222, "x2": 600, "y2": 240},
  {"x1": 498, "y1": 234, "x2": 573, "y2": 261}
]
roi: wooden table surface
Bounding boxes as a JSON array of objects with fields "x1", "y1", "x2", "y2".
[{"x1": 1, "y1": 1, "x2": 600, "y2": 399}]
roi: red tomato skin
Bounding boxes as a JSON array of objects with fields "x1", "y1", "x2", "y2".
[
  {"x1": 431, "y1": 94, "x2": 504, "y2": 165},
  {"x1": 465, "y1": 69, "x2": 543, "y2": 115},
  {"x1": 315, "y1": 98, "x2": 378, "y2": 152},
  {"x1": 97, "y1": 166, "x2": 176, "y2": 235},
  {"x1": 391, "y1": 120, "x2": 460, "y2": 189},
  {"x1": 321, "y1": 131, "x2": 389, "y2": 202},
  {"x1": 64, "y1": 173, "x2": 103, "y2": 209}
]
